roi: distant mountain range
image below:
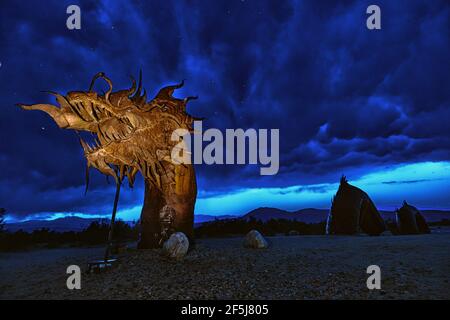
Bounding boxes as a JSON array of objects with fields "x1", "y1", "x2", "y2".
[
  {"x1": 194, "y1": 214, "x2": 237, "y2": 226},
  {"x1": 242, "y1": 207, "x2": 328, "y2": 223},
  {"x1": 5, "y1": 214, "x2": 236, "y2": 232},
  {"x1": 241, "y1": 207, "x2": 450, "y2": 224},
  {"x1": 5, "y1": 217, "x2": 106, "y2": 233},
  {"x1": 5, "y1": 207, "x2": 450, "y2": 232}
]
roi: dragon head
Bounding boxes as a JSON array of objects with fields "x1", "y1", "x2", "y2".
[{"x1": 18, "y1": 72, "x2": 200, "y2": 192}]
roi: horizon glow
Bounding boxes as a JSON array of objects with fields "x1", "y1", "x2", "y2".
[{"x1": 5, "y1": 161, "x2": 450, "y2": 223}]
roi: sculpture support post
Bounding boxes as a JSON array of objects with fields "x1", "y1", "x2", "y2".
[
  {"x1": 104, "y1": 182, "x2": 121, "y2": 261},
  {"x1": 168, "y1": 164, "x2": 197, "y2": 243},
  {"x1": 138, "y1": 164, "x2": 197, "y2": 249},
  {"x1": 138, "y1": 180, "x2": 165, "y2": 249}
]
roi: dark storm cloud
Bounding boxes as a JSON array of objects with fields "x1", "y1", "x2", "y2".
[{"x1": 0, "y1": 0, "x2": 448, "y2": 218}]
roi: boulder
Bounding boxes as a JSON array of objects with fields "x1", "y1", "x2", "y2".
[
  {"x1": 244, "y1": 230, "x2": 268, "y2": 249},
  {"x1": 162, "y1": 232, "x2": 189, "y2": 259}
]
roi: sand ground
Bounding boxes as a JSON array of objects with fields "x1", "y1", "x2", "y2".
[{"x1": 1, "y1": 233, "x2": 449, "y2": 299}]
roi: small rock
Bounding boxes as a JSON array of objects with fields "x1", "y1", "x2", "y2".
[
  {"x1": 244, "y1": 230, "x2": 268, "y2": 249},
  {"x1": 162, "y1": 232, "x2": 189, "y2": 259}
]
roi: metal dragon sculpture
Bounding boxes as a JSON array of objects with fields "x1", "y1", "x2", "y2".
[{"x1": 18, "y1": 72, "x2": 199, "y2": 249}]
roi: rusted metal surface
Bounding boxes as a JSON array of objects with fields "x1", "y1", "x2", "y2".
[{"x1": 19, "y1": 72, "x2": 199, "y2": 248}]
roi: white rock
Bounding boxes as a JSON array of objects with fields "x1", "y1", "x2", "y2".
[
  {"x1": 162, "y1": 232, "x2": 189, "y2": 259},
  {"x1": 244, "y1": 230, "x2": 268, "y2": 249}
]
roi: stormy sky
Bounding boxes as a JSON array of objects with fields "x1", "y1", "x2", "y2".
[{"x1": 0, "y1": 0, "x2": 449, "y2": 221}]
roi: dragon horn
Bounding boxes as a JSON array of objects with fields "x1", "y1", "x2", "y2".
[
  {"x1": 88, "y1": 72, "x2": 113, "y2": 104},
  {"x1": 132, "y1": 70, "x2": 143, "y2": 100},
  {"x1": 88, "y1": 72, "x2": 105, "y2": 92},
  {"x1": 126, "y1": 75, "x2": 137, "y2": 97},
  {"x1": 155, "y1": 79, "x2": 185, "y2": 99},
  {"x1": 183, "y1": 96, "x2": 198, "y2": 105}
]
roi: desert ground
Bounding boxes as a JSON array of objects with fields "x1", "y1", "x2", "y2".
[{"x1": 1, "y1": 233, "x2": 449, "y2": 300}]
